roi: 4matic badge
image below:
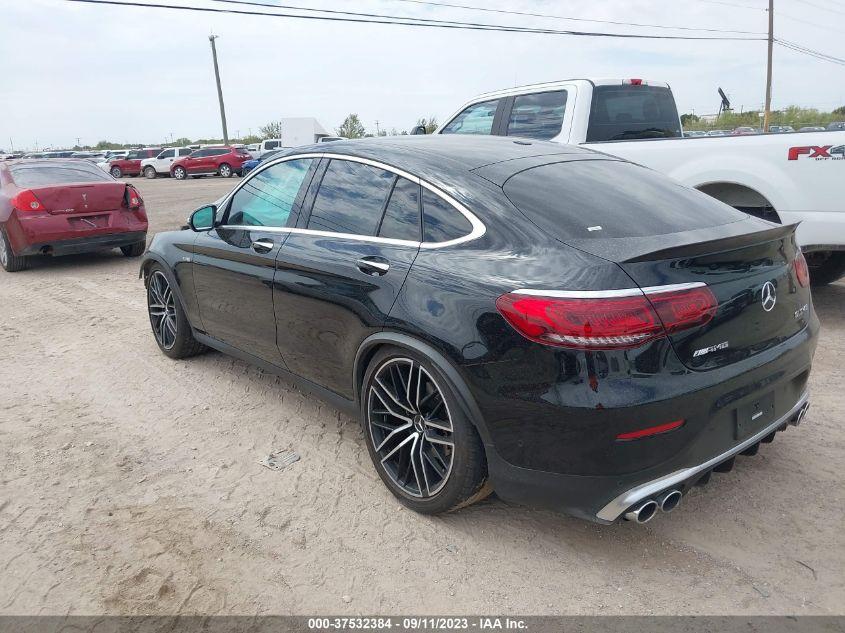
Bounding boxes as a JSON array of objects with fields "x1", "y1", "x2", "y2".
[{"x1": 788, "y1": 144, "x2": 845, "y2": 161}]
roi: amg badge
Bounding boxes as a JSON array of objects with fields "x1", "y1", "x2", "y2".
[{"x1": 693, "y1": 341, "x2": 730, "y2": 358}]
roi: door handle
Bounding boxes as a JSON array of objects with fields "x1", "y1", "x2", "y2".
[
  {"x1": 252, "y1": 238, "x2": 274, "y2": 254},
  {"x1": 356, "y1": 256, "x2": 390, "y2": 276}
]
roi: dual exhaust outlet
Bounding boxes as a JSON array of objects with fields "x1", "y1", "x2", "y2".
[{"x1": 624, "y1": 489, "x2": 682, "y2": 524}]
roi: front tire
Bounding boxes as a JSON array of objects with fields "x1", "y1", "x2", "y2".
[
  {"x1": 110, "y1": 166, "x2": 122, "y2": 178},
  {"x1": 807, "y1": 251, "x2": 845, "y2": 286},
  {"x1": 0, "y1": 227, "x2": 30, "y2": 272},
  {"x1": 361, "y1": 347, "x2": 490, "y2": 514},
  {"x1": 121, "y1": 240, "x2": 146, "y2": 257},
  {"x1": 144, "y1": 166, "x2": 157, "y2": 179},
  {"x1": 172, "y1": 166, "x2": 187, "y2": 180},
  {"x1": 146, "y1": 265, "x2": 206, "y2": 359},
  {"x1": 218, "y1": 163, "x2": 233, "y2": 178}
]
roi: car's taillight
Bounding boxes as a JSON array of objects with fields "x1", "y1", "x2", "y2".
[
  {"x1": 11, "y1": 189, "x2": 45, "y2": 213},
  {"x1": 794, "y1": 251, "x2": 810, "y2": 288},
  {"x1": 496, "y1": 286, "x2": 717, "y2": 350},
  {"x1": 124, "y1": 185, "x2": 142, "y2": 210}
]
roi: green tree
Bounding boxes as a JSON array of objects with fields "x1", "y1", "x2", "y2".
[
  {"x1": 337, "y1": 114, "x2": 366, "y2": 139},
  {"x1": 833, "y1": 106, "x2": 845, "y2": 116},
  {"x1": 416, "y1": 116, "x2": 438, "y2": 134},
  {"x1": 680, "y1": 113, "x2": 699, "y2": 126},
  {"x1": 259, "y1": 121, "x2": 283, "y2": 139}
]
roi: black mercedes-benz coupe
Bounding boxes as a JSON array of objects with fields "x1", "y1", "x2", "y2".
[{"x1": 141, "y1": 135, "x2": 818, "y2": 524}]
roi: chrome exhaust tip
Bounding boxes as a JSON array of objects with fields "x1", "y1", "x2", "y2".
[
  {"x1": 792, "y1": 402, "x2": 810, "y2": 426},
  {"x1": 657, "y1": 489, "x2": 682, "y2": 513},
  {"x1": 624, "y1": 499, "x2": 658, "y2": 524}
]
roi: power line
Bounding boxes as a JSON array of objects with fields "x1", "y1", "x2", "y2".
[
  {"x1": 61, "y1": 0, "x2": 767, "y2": 40},
  {"x1": 778, "y1": 12, "x2": 843, "y2": 34},
  {"x1": 692, "y1": 0, "x2": 766, "y2": 10},
  {"x1": 381, "y1": 0, "x2": 766, "y2": 35},
  {"x1": 792, "y1": 0, "x2": 845, "y2": 15},
  {"x1": 776, "y1": 39, "x2": 845, "y2": 66}
]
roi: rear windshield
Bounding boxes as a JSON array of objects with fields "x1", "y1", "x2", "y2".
[
  {"x1": 503, "y1": 160, "x2": 745, "y2": 240},
  {"x1": 10, "y1": 163, "x2": 112, "y2": 187},
  {"x1": 587, "y1": 85, "x2": 681, "y2": 142}
]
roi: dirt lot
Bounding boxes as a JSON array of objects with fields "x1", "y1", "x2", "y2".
[{"x1": 1, "y1": 176, "x2": 843, "y2": 615}]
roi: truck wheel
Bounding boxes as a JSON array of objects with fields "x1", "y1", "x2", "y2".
[
  {"x1": 806, "y1": 251, "x2": 845, "y2": 286},
  {"x1": 218, "y1": 163, "x2": 233, "y2": 178},
  {"x1": 173, "y1": 166, "x2": 187, "y2": 180},
  {"x1": 144, "y1": 166, "x2": 157, "y2": 179},
  {"x1": 0, "y1": 227, "x2": 30, "y2": 273},
  {"x1": 110, "y1": 166, "x2": 122, "y2": 178}
]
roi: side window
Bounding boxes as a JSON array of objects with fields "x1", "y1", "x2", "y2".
[
  {"x1": 190, "y1": 149, "x2": 207, "y2": 158},
  {"x1": 266, "y1": 141, "x2": 280, "y2": 150},
  {"x1": 213, "y1": 149, "x2": 229, "y2": 156},
  {"x1": 506, "y1": 90, "x2": 568, "y2": 140},
  {"x1": 227, "y1": 158, "x2": 313, "y2": 228},
  {"x1": 159, "y1": 149, "x2": 175, "y2": 159},
  {"x1": 307, "y1": 160, "x2": 394, "y2": 236},
  {"x1": 378, "y1": 177, "x2": 420, "y2": 242},
  {"x1": 178, "y1": 148, "x2": 192, "y2": 156},
  {"x1": 422, "y1": 189, "x2": 472, "y2": 243},
  {"x1": 440, "y1": 100, "x2": 499, "y2": 135}
]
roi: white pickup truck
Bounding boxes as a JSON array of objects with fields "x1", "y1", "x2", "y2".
[{"x1": 430, "y1": 78, "x2": 845, "y2": 284}]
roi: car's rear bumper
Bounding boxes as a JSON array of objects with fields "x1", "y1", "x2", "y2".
[
  {"x1": 486, "y1": 380, "x2": 811, "y2": 524},
  {"x1": 7, "y1": 210, "x2": 148, "y2": 256},
  {"x1": 17, "y1": 230, "x2": 147, "y2": 256}
]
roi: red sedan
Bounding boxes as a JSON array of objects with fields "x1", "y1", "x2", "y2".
[
  {"x1": 0, "y1": 159, "x2": 148, "y2": 272},
  {"x1": 170, "y1": 146, "x2": 252, "y2": 179}
]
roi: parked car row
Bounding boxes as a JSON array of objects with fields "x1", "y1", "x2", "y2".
[{"x1": 685, "y1": 121, "x2": 845, "y2": 137}]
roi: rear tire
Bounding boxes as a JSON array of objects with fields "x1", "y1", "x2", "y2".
[
  {"x1": 144, "y1": 166, "x2": 157, "y2": 179},
  {"x1": 146, "y1": 265, "x2": 206, "y2": 359},
  {"x1": 218, "y1": 163, "x2": 233, "y2": 178},
  {"x1": 121, "y1": 240, "x2": 146, "y2": 257},
  {"x1": 807, "y1": 251, "x2": 845, "y2": 286},
  {"x1": 0, "y1": 227, "x2": 30, "y2": 272},
  {"x1": 361, "y1": 346, "x2": 490, "y2": 515},
  {"x1": 110, "y1": 166, "x2": 122, "y2": 178}
]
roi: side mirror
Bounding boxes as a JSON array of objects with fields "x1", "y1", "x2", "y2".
[
  {"x1": 188, "y1": 205, "x2": 217, "y2": 231},
  {"x1": 411, "y1": 125, "x2": 427, "y2": 136}
]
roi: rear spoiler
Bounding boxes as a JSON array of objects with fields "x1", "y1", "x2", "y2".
[{"x1": 565, "y1": 219, "x2": 798, "y2": 263}]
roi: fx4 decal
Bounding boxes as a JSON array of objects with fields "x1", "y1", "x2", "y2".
[{"x1": 788, "y1": 145, "x2": 845, "y2": 161}]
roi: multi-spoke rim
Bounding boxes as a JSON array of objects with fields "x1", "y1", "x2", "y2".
[
  {"x1": 0, "y1": 233, "x2": 7, "y2": 266},
  {"x1": 367, "y1": 358, "x2": 454, "y2": 498},
  {"x1": 148, "y1": 271, "x2": 177, "y2": 350},
  {"x1": 219, "y1": 164, "x2": 232, "y2": 177},
  {"x1": 174, "y1": 167, "x2": 185, "y2": 179}
]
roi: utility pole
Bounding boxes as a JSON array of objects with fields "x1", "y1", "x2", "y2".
[
  {"x1": 763, "y1": 0, "x2": 774, "y2": 133},
  {"x1": 375, "y1": 120, "x2": 380, "y2": 136},
  {"x1": 209, "y1": 34, "x2": 229, "y2": 144}
]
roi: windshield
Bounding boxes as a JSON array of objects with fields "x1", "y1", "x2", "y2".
[{"x1": 587, "y1": 85, "x2": 681, "y2": 142}]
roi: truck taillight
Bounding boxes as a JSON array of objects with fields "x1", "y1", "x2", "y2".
[
  {"x1": 625, "y1": 78, "x2": 644, "y2": 86},
  {"x1": 11, "y1": 189, "x2": 45, "y2": 213},
  {"x1": 495, "y1": 286, "x2": 716, "y2": 350},
  {"x1": 794, "y1": 252, "x2": 810, "y2": 288},
  {"x1": 124, "y1": 185, "x2": 142, "y2": 210}
]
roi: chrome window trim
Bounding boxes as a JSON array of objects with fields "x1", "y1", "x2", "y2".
[
  {"x1": 220, "y1": 152, "x2": 485, "y2": 248},
  {"x1": 595, "y1": 391, "x2": 809, "y2": 522},
  {"x1": 512, "y1": 282, "x2": 705, "y2": 299}
]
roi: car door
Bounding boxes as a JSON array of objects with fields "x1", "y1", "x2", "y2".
[
  {"x1": 186, "y1": 149, "x2": 212, "y2": 174},
  {"x1": 273, "y1": 157, "x2": 422, "y2": 399},
  {"x1": 191, "y1": 157, "x2": 318, "y2": 366},
  {"x1": 156, "y1": 148, "x2": 175, "y2": 171}
]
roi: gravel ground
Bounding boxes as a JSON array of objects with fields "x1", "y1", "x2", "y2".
[{"x1": 1, "y1": 177, "x2": 843, "y2": 615}]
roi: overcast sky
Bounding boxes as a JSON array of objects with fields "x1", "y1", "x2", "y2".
[{"x1": 1, "y1": 0, "x2": 843, "y2": 150}]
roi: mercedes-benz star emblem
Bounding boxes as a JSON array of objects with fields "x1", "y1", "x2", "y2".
[{"x1": 761, "y1": 281, "x2": 777, "y2": 312}]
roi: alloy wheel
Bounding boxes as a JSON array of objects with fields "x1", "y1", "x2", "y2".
[
  {"x1": 367, "y1": 358, "x2": 454, "y2": 498},
  {"x1": 219, "y1": 164, "x2": 232, "y2": 177},
  {"x1": 0, "y1": 233, "x2": 8, "y2": 267},
  {"x1": 174, "y1": 167, "x2": 186, "y2": 180},
  {"x1": 148, "y1": 271, "x2": 177, "y2": 350}
]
